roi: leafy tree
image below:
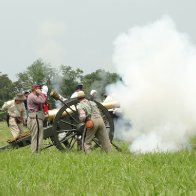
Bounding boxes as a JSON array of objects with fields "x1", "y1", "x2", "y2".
[
  {"x1": 16, "y1": 59, "x2": 57, "y2": 92},
  {"x1": 18, "y1": 59, "x2": 55, "y2": 88},
  {"x1": 15, "y1": 59, "x2": 58, "y2": 109},
  {"x1": 82, "y1": 69, "x2": 120, "y2": 100},
  {"x1": 59, "y1": 65, "x2": 83, "y2": 97},
  {"x1": 0, "y1": 73, "x2": 15, "y2": 107}
]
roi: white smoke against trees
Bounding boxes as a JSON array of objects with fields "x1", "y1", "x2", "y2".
[
  {"x1": 107, "y1": 15, "x2": 196, "y2": 153},
  {"x1": 89, "y1": 70, "x2": 111, "y2": 101}
]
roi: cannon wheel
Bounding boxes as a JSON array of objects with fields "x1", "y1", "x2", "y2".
[{"x1": 50, "y1": 99, "x2": 114, "y2": 151}]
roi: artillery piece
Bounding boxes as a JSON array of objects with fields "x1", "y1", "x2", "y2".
[{"x1": 0, "y1": 91, "x2": 120, "y2": 151}]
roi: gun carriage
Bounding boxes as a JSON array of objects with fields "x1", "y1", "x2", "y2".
[{"x1": 0, "y1": 91, "x2": 120, "y2": 151}]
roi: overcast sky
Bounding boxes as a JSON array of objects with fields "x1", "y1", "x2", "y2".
[{"x1": 0, "y1": 0, "x2": 195, "y2": 81}]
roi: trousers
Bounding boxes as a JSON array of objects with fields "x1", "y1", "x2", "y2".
[
  {"x1": 27, "y1": 111, "x2": 45, "y2": 153},
  {"x1": 9, "y1": 117, "x2": 24, "y2": 139},
  {"x1": 82, "y1": 116, "x2": 111, "y2": 153}
]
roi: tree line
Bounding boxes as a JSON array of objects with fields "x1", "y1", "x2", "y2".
[{"x1": 0, "y1": 59, "x2": 120, "y2": 108}]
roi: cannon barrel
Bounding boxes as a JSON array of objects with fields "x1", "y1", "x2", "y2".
[{"x1": 48, "y1": 90, "x2": 120, "y2": 121}]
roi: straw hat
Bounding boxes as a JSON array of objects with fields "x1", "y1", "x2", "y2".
[
  {"x1": 77, "y1": 91, "x2": 85, "y2": 99},
  {"x1": 14, "y1": 93, "x2": 26, "y2": 101}
]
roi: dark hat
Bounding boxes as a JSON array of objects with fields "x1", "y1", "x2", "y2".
[
  {"x1": 14, "y1": 93, "x2": 26, "y2": 101},
  {"x1": 24, "y1": 91, "x2": 30, "y2": 95},
  {"x1": 75, "y1": 83, "x2": 83, "y2": 91},
  {"x1": 23, "y1": 90, "x2": 30, "y2": 94}
]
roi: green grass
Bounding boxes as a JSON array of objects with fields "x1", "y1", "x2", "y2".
[
  {"x1": 0, "y1": 121, "x2": 12, "y2": 145},
  {"x1": 0, "y1": 121, "x2": 196, "y2": 195}
]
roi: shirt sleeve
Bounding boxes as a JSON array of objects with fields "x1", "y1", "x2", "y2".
[
  {"x1": 33, "y1": 94, "x2": 46, "y2": 104},
  {"x1": 78, "y1": 108, "x2": 87, "y2": 122},
  {"x1": 71, "y1": 92, "x2": 78, "y2": 98},
  {"x1": 1, "y1": 101, "x2": 9, "y2": 111},
  {"x1": 21, "y1": 103, "x2": 26, "y2": 112}
]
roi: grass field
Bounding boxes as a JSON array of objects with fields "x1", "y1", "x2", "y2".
[{"x1": 0, "y1": 121, "x2": 195, "y2": 195}]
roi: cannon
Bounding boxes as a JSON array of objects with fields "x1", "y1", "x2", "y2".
[{"x1": 0, "y1": 91, "x2": 121, "y2": 151}]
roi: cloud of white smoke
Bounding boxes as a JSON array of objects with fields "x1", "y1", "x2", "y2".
[{"x1": 108, "y1": 15, "x2": 196, "y2": 153}]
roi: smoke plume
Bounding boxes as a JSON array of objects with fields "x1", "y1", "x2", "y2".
[{"x1": 108, "y1": 16, "x2": 196, "y2": 153}]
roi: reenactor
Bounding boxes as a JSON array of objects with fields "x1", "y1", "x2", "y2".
[
  {"x1": 41, "y1": 85, "x2": 49, "y2": 115},
  {"x1": 1, "y1": 93, "x2": 26, "y2": 139},
  {"x1": 27, "y1": 85, "x2": 46, "y2": 153},
  {"x1": 71, "y1": 83, "x2": 83, "y2": 98},
  {"x1": 76, "y1": 91, "x2": 111, "y2": 153},
  {"x1": 89, "y1": 89, "x2": 97, "y2": 101}
]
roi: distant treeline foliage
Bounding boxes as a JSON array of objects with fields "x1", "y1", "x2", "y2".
[{"x1": 0, "y1": 59, "x2": 120, "y2": 108}]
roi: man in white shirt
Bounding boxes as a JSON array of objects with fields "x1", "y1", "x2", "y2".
[{"x1": 70, "y1": 84, "x2": 83, "y2": 98}]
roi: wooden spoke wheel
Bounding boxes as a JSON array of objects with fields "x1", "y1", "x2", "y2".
[{"x1": 51, "y1": 99, "x2": 114, "y2": 151}]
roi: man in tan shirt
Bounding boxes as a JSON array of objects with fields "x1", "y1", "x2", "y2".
[
  {"x1": 1, "y1": 93, "x2": 26, "y2": 139},
  {"x1": 77, "y1": 91, "x2": 111, "y2": 153}
]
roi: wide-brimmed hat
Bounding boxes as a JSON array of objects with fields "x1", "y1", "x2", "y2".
[
  {"x1": 14, "y1": 93, "x2": 26, "y2": 101},
  {"x1": 77, "y1": 91, "x2": 85, "y2": 99}
]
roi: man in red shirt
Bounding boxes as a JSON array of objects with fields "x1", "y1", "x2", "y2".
[{"x1": 27, "y1": 85, "x2": 46, "y2": 153}]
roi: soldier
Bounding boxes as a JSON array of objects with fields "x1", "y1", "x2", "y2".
[
  {"x1": 41, "y1": 85, "x2": 49, "y2": 115},
  {"x1": 23, "y1": 90, "x2": 30, "y2": 125},
  {"x1": 76, "y1": 91, "x2": 111, "y2": 153},
  {"x1": 23, "y1": 90, "x2": 30, "y2": 110},
  {"x1": 1, "y1": 93, "x2": 26, "y2": 139},
  {"x1": 71, "y1": 83, "x2": 83, "y2": 98},
  {"x1": 27, "y1": 85, "x2": 46, "y2": 153},
  {"x1": 41, "y1": 85, "x2": 49, "y2": 127},
  {"x1": 89, "y1": 89, "x2": 97, "y2": 101}
]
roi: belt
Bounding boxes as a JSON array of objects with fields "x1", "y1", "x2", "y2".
[
  {"x1": 28, "y1": 110, "x2": 42, "y2": 113},
  {"x1": 9, "y1": 115, "x2": 20, "y2": 118},
  {"x1": 28, "y1": 116, "x2": 44, "y2": 121}
]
